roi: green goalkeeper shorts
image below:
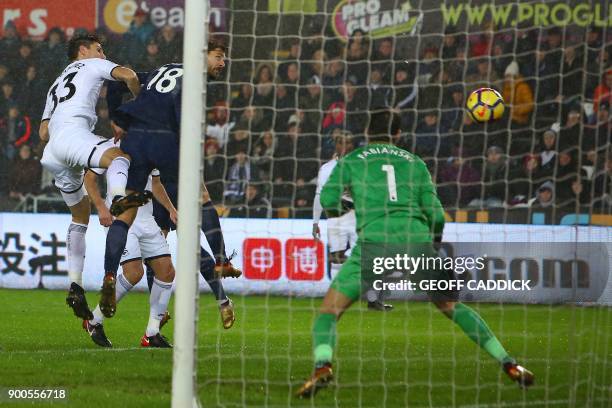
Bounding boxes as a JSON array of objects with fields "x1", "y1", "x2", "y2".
[{"x1": 330, "y1": 242, "x2": 459, "y2": 302}]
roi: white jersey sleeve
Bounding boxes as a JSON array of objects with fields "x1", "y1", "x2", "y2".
[
  {"x1": 313, "y1": 160, "x2": 338, "y2": 223},
  {"x1": 46, "y1": 58, "x2": 119, "y2": 129}
]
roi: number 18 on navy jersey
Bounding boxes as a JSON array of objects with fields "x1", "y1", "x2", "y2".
[{"x1": 118, "y1": 63, "x2": 183, "y2": 134}]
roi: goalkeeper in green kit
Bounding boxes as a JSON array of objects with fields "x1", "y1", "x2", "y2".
[{"x1": 296, "y1": 110, "x2": 534, "y2": 398}]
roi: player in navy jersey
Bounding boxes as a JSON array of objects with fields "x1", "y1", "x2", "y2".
[{"x1": 99, "y1": 40, "x2": 240, "y2": 322}]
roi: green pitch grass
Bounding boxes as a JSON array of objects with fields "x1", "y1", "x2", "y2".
[{"x1": 1, "y1": 289, "x2": 610, "y2": 408}]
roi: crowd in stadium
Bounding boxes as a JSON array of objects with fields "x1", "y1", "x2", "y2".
[{"x1": 0, "y1": 13, "x2": 611, "y2": 218}]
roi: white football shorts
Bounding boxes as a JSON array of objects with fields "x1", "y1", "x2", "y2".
[
  {"x1": 326, "y1": 210, "x2": 357, "y2": 254},
  {"x1": 41, "y1": 119, "x2": 117, "y2": 203},
  {"x1": 120, "y1": 217, "x2": 171, "y2": 265}
]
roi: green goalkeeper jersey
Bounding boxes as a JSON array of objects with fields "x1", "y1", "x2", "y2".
[{"x1": 320, "y1": 143, "x2": 445, "y2": 243}]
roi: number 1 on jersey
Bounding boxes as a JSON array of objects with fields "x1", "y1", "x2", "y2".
[{"x1": 381, "y1": 164, "x2": 398, "y2": 202}]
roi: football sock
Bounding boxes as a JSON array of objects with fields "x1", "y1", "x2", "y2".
[
  {"x1": 66, "y1": 222, "x2": 87, "y2": 287},
  {"x1": 147, "y1": 277, "x2": 173, "y2": 337},
  {"x1": 201, "y1": 201, "x2": 227, "y2": 262},
  {"x1": 104, "y1": 220, "x2": 129, "y2": 276},
  {"x1": 450, "y1": 303, "x2": 511, "y2": 364},
  {"x1": 89, "y1": 274, "x2": 133, "y2": 326},
  {"x1": 313, "y1": 313, "x2": 337, "y2": 366},
  {"x1": 200, "y1": 247, "x2": 227, "y2": 302},
  {"x1": 107, "y1": 156, "x2": 130, "y2": 198},
  {"x1": 145, "y1": 263, "x2": 154, "y2": 292}
]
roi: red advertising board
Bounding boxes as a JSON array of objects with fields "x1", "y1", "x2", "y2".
[
  {"x1": 243, "y1": 238, "x2": 283, "y2": 281},
  {"x1": 0, "y1": 1, "x2": 95, "y2": 39},
  {"x1": 285, "y1": 239, "x2": 325, "y2": 281}
]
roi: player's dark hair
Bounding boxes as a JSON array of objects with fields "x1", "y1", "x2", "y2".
[
  {"x1": 367, "y1": 109, "x2": 401, "y2": 142},
  {"x1": 68, "y1": 34, "x2": 101, "y2": 61},
  {"x1": 208, "y1": 39, "x2": 227, "y2": 54}
]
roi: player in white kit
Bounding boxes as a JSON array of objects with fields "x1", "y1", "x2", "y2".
[
  {"x1": 312, "y1": 131, "x2": 392, "y2": 311},
  {"x1": 39, "y1": 34, "x2": 143, "y2": 321},
  {"x1": 83, "y1": 160, "x2": 177, "y2": 348}
]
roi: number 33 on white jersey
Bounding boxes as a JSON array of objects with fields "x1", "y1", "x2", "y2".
[{"x1": 42, "y1": 58, "x2": 119, "y2": 130}]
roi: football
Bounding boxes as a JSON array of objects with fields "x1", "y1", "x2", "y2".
[{"x1": 466, "y1": 87, "x2": 505, "y2": 122}]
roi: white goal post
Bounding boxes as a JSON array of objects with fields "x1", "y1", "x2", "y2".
[{"x1": 171, "y1": 0, "x2": 209, "y2": 407}]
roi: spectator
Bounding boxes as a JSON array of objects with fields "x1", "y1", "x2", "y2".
[
  {"x1": 277, "y1": 38, "x2": 301, "y2": 82},
  {"x1": 414, "y1": 110, "x2": 445, "y2": 165},
  {"x1": 231, "y1": 83, "x2": 254, "y2": 120},
  {"x1": 236, "y1": 105, "x2": 268, "y2": 134},
  {"x1": 17, "y1": 66, "x2": 46, "y2": 127},
  {"x1": 469, "y1": 23, "x2": 493, "y2": 57},
  {"x1": 437, "y1": 147, "x2": 481, "y2": 207},
  {"x1": 8, "y1": 144, "x2": 41, "y2": 200},
  {"x1": 299, "y1": 75, "x2": 323, "y2": 133},
  {"x1": 558, "y1": 104, "x2": 582, "y2": 150},
  {"x1": 367, "y1": 67, "x2": 390, "y2": 109},
  {"x1": 293, "y1": 180, "x2": 315, "y2": 218},
  {"x1": 225, "y1": 122, "x2": 251, "y2": 157},
  {"x1": 534, "y1": 46, "x2": 561, "y2": 122},
  {"x1": 441, "y1": 28, "x2": 463, "y2": 60},
  {"x1": 206, "y1": 101, "x2": 235, "y2": 148},
  {"x1": 224, "y1": 149, "x2": 253, "y2": 204},
  {"x1": 227, "y1": 183, "x2": 271, "y2": 218},
  {"x1": 557, "y1": 170, "x2": 591, "y2": 211},
  {"x1": 36, "y1": 27, "x2": 67, "y2": 83},
  {"x1": 0, "y1": 81, "x2": 17, "y2": 116},
  {"x1": 584, "y1": 101, "x2": 610, "y2": 149},
  {"x1": 0, "y1": 64, "x2": 9, "y2": 83},
  {"x1": 592, "y1": 153, "x2": 612, "y2": 211},
  {"x1": 371, "y1": 37, "x2": 395, "y2": 83},
  {"x1": 543, "y1": 27, "x2": 564, "y2": 74},
  {"x1": 203, "y1": 139, "x2": 226, "y2": 202},
  {"x1": 253, "y1": 63, "x2": 275, "y2": 107},
  {"x1": 303, "y1": 49, "x2": 325, "y2": 81},
  {"x1": 441, "y1": 85, "x2": 465, "y2": 132},
  {"x1": 340, "y1": 77, "x2": 368, "y2": 137},
  {"x1": 473, "y1": 145, "x2": 508, "y2": 208},
  {"x1": 466, "y1": 58, "x2": 501, "y2": 90},
  {"x1": 10, "y1": 41, "x2": 36, "y2": 83},
  {"x1": 558, "y1": 45, "x2": 584, "y2": 106},
  {"x1": 345, "y1": 30, "x2": 369, "y2": 85},
  {"x1": 529, "y1": 181, "x2": 555, "y2": 209},
  {"x1": 537, "y1": 125, "x2": 559, "y2": 177},
  {"x1": 251, "y1": 129, "x2": 276, "y2": 181},
  {"x1": 593, "y1": 68, "x2": 612, "y2": 113},
  {"x1": 121, "y1": 8, "x2": 156, "y2": 65},
  {"x1": 135, "y1": 38, "x2": 163, "y2": 71},
  {"x1": 386, "y1": 64, "x2": 418, "y2": 112},
  {"x1": 0, "y1": 104, "x2": 32, "y2": 160},
  {"x1": 157, "y1": 25, "x2": 182, "y2": 62},
  {"x1": 0, "y1": 21, "x2": 21, "y2": 63},
  {"x1": 273, "y1": 83, "x2": 297, "y2": 131},
  {"x1": 508, "y1": 154, "x2": 546, "y2": 206},
  {"x1": 554, "y1": 148, "x2": 580, "y2": 195},
  {"x1": 502, "y1": 61, "x2": 534, "y2": 127}
]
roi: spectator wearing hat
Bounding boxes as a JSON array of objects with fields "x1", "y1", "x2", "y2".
[
  {"x1": 529, "y1": 181, "x2": 555, "y2": 209},
  {"x1": 203, "y1": 139, "x2": 226, "y2": 202},
  {"x1": 227, "y1": 183, "x2": 272, "y2": 218},
  {"x1": 502, "y1": 61, "x2": 534, "y2": 127}
]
